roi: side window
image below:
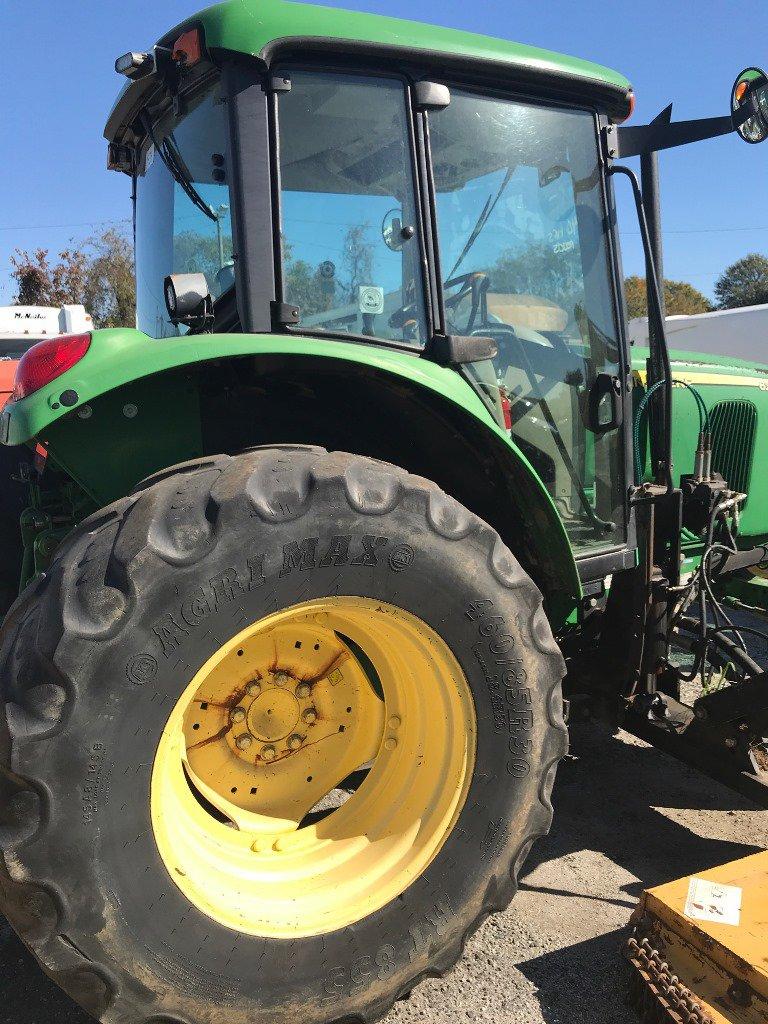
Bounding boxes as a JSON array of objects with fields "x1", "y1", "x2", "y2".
[
  {"x1": 135, "y1": 85, "x2": 233, "y2": 338},
  {"x1": 277, "y1": 72, "x2": 427, "y2": 346}
]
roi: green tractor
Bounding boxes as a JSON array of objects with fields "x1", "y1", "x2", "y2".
[{"x1": 1, "y1": 4, "x2": 767, "y2": 1022}]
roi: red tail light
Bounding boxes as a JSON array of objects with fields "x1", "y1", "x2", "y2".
[{"x1": 12, "y1": 333, "x2": 91, "y2": 401}]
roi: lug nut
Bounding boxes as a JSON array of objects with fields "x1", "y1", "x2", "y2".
[
  {"x1": 262, "y1": 744, "x2": 277, "y2": 761},
  {"x1": 296, "y1": 682, "x2": 312, "y2": 699},
  {"x1": 302, "y1": 708, "x2": 317, "y2": 724},
  {"x1": 231, "y1": 707, "x2": 246, "y2": 723},
  {"x1": 236, "y1": 734, "x2": 253, "y2": 750},
  {"x1": 274, "y1": 671, "x2": 290, "y2": 686},
  {"x1": 247, "y1": 682, "x2": 261, "y2": 696},
  {"x1": 287, "y1": 734, "x2": 304, "y2": 750},
  {"x1": 384, "y1": 736, "x2": 398, "y2": 751}
]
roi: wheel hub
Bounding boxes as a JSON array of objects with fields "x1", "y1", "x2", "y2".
[
  {"x1": 246, "y1": 684, "x2": 301, "y2": 744},
  {"x1": 152, "y1": 597, "x2": 476, "y2": 938}
]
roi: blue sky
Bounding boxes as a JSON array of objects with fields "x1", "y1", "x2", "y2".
[{"x1": 1, "y1": 0, "x2": 767, "y2": 306}]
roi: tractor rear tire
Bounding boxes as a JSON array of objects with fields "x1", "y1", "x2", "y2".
[{"x1": 0, "y1": 447, "x2": 566, "y2": 1024}]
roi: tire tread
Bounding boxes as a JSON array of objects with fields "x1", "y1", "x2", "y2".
[{"x1": 0, "y1": 447, "x2": 567, "y2": 1024}]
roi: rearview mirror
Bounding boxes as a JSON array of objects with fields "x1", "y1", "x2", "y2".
[{"x1": 732, "y1": 67, "x2": 768, "y2": 144}]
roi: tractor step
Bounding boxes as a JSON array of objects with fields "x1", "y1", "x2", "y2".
[{"x1": 625, "y1": 851, "x2": 768, "y2": 1024}]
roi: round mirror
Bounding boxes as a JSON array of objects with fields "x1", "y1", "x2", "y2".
[
  {"x1": 732, "y1": 67, "x2": 768, "y2": 144},
  {"x1": 381, "y1": 208, "x2": 415, "y2": 251}
]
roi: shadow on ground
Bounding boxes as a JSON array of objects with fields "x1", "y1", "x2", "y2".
[{"x1": 513, "y1": 721, "x2": 765, "y2": 1023}]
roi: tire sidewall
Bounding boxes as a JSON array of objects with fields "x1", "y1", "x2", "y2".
[{"x1": 13, "y1": 478, "x2": 559, "y2": 1021}]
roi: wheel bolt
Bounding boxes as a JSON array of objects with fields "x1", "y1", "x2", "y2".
[
  {"x1": 384, "y1": 736, "x2": 398, "y2": 751},
  {"x1": 236, "y1": 734, "x2": 253, "y2": 751},
  {"x1": 262, "y1": 744, "x2": 277, "y2": 761},
  {"x1": 287, "y1": 733, "x2": 304, "y2": 750},
  {"x1": 302, "y1": 707, "x2": 317, "y2": 724},
  {"x1": 296, "y1": 682, "x2": 311, "y2": 699},
  {"x1": 247, "y1": 682, "x2": 261, "y2": 696},
  {"x1": 231, "y1": 707, "x2": 246, "y2": 723},
  {"x1": 274, "y1": 671, "x2": 290, "y2": 685}
]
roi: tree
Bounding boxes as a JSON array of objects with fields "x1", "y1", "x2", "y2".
[
  {"x1": 10, "y1": 226, "x2": 136, "y2": 328},
  {"x1": 81, "y1": 228, "x2": 135, "y2": 328},
  {"x1": 10, "y1": 247, "x2": 89, "y2": 310},
  {"x1": 623, "y1": 275, "x2": 713, "y2": 319},
  {"x1": 714, "y1": 253, "x2": 768, "y2": 309}
]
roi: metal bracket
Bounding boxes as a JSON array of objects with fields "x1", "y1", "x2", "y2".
[
  {"x1": 267, "y1": 74, "x2": 292, "y2": 94},
  {"x1": 271, "y1": 301, "x2": 300, "y2": 327},
  {"x1": 107, "y1": 142, "x2": 136, "y2": 174},
  {"x1": 602, "y1": 124, "x2": 619, "y2": 162},
  {"x1": 423, "y1": 334, "x2": 497, "y2": 366}
]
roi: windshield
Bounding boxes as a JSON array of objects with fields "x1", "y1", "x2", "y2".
[
  {"x1": 277, "y1": 71, "x2": 427, "y2": 346},
  {"x1": 430, "y1": 92, "x2": 625, "y2": 553},
  {"x1": 135, "y1": 83, "x2": 233, "y2": 338}
]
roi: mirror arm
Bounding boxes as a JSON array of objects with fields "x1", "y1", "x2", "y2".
[{"x1": 612, "y1": 105, "x2": 737, "y2": 159}]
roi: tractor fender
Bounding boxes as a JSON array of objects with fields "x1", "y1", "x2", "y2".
[{"x1": 0, "y1": 328, "x2": 580, "y2": 627}]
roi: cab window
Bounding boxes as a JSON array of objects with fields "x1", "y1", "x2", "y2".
[{"x1": 277, "y1": 72, "x2": 427, "y2": 347}]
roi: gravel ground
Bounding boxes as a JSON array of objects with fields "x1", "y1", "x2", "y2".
[{"x1": 1, "y1": 721, "x2": 765, "y2": 1024}]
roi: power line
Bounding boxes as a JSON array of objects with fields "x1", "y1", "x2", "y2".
[
  {"x1": 620, "y1": 225, "x2": 768, "y2": 235},
  {"x1": 0, "y1": 218, "x2": 131, "y2": 233}
]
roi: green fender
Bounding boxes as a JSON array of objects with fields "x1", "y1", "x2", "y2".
[{"x1": 1, "y1": 328, "x2": 580, "y2": 625}]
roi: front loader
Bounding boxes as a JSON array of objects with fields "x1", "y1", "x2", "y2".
[{"x1": 0, "y1": 4, "x2": 767, "y2": 1022}]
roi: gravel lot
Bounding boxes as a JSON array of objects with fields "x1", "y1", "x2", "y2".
[{"x1": 1, "y1": 720, "x2": 765, "y2": 1024}]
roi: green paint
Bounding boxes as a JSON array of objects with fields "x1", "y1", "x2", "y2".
[
  {"x1": 632, "y1": 346, "x2": 768, "y2": 540},
  {"x1": 1, "y1": 327, "x2": 580, "y2": 624},
  {"x1": 184, "y1": 0, "x2": 631, "y2": 95}
]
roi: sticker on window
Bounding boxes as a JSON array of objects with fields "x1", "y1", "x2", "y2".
[{"x1": 359, "y1": 286, "x2": 384, "y2": 316}]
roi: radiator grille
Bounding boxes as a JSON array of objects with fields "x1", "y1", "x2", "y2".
[{"x1": 709, "y1": 400, "x2": 757, "y2": 499}]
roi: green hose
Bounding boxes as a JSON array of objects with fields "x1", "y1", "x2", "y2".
[{"x1": 632, "y1": 378, "x2": 709, "y2": 483}]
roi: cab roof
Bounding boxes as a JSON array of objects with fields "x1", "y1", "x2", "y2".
[
  {"x1": 107, "y1": 0, "x2": 633, "y2": 141},
  {"x1": 192, "y1": 0, "x2": 631, "y2": 95}
]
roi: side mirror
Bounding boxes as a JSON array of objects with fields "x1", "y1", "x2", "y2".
[
  {"x1": 164, "y1": 273, "x2": 214, "y2": 329},
  {"x1": 381, "y1": 208, "x2": 415, "y2": 252},
  {"x1": 732, "y1": 67, "x2": 768, "y2": 144}
]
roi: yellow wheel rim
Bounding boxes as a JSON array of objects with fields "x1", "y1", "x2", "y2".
[{"x1": 151, "y1": 597, "x2": 476, "y2": 937}]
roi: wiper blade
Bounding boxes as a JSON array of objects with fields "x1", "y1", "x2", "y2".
[
  {"x1": 447, "y1": 166, "x2": 513, "y2": 281},
  {"x1": 141, "y1": 113, "x2": 217, "y2": 223}
]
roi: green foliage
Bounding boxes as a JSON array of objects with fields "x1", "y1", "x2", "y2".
[
  {"x1": 10, "y1": 226, "x2": 136, "y2": 329},
  {"x1": 624, "y1": 275, "x2": 713, "y2": 319},
  {"x1": 714, "y1": 253, "x2": 768, "y2": 309}
]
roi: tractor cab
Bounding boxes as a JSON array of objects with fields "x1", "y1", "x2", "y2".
[{"x1": 108, "y1": 11, "x2": 634, "y2": 563}]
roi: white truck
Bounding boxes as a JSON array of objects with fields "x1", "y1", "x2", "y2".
[{"x1": 628, "y1": 303, "x2": 768, "y2": 364}]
